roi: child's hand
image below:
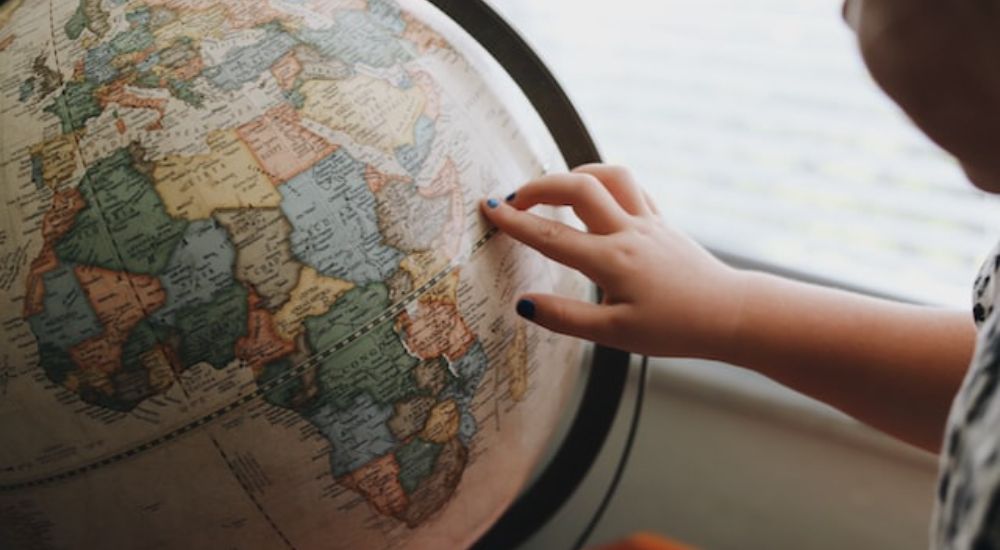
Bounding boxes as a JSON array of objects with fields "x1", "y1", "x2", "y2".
[
  {"x1": 481, "y1": 164, "x2": 745, "y2": 357},
  {"x1": 482, "y1": 164, "x2": 975, "y2": 450}
]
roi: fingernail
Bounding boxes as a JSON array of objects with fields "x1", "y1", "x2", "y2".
[
  {"x1": 516, "y1": 298, "x2": 535, "y2": 320},
  {"x1": 505, "y1": 192, "x2": 517, "y2": 202},
  {"x1": 486, "y1": 198, "x2": 500, "y2": 209}
]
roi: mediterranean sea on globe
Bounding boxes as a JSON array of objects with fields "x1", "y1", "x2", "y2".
[{"x1": 0, "y1": 0, "x2": 589, "y2": 548}]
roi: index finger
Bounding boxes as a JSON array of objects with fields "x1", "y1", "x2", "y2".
[
  {"x1": 481, "y1": 199, "x2": 612, "y2": 282},
  {"x1": 571, "y1": 164, "x2": 653, "y2": 217},
  {"x1": 507, "y1": 172, "x2": 631, "y2": 234}
]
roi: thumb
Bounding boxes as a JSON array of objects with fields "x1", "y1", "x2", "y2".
[{"x1": 515, "y1": 293, "x2": 622, "y2": 346}]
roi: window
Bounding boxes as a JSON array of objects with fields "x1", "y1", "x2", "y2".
[{"x1": 491, "y1": 0, "x2": 1000, "y2": 307}]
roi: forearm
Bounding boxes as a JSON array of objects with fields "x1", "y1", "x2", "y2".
[{"x1": 710, "y1": 270, "x2": 976, "y2": 452}]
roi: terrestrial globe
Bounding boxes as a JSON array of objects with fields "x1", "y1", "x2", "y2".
[{"x1": 0, "y1": 0, "x2": 628, "y2": 548}]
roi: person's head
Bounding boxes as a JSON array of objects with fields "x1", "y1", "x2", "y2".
[{"x1": 843, "y1": 0, "x2": 1000, "y2": 192}]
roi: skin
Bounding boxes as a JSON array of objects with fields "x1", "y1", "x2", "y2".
[
  {"x1": 843, "y1": 0, "x2": 1000, "y2": 191},
  {"x1": 481, "y1": 0, "x2": 1000, "y2": 453}
]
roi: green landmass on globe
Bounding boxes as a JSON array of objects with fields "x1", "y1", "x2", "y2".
[{"x1": 0, "y1": 0, "x2": 587, "y2": 548}]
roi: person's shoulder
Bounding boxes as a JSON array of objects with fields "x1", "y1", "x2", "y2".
[
  {"x1": 972, "y1": 240, "x2": 1000, "y2": 325},
  {"x1": 933, "y1": 239, "x2": 1000, "y2": 548}
]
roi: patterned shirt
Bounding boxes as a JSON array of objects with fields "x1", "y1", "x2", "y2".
[{"x1": 934, "y1": 243, "x2": 1000, "y2": 549}]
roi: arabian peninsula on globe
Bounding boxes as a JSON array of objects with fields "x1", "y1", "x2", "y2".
[{"x1": 0, "y1": 0, "x2": 588, "y2": 547}]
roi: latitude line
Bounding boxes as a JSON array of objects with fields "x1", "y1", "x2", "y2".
[{"x1": 0, "y1": 227, "x2": 499, "y2": 493}]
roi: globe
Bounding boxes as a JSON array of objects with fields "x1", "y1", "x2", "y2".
[{"x1": 0, "y1": 0, "x2": 596, "y2": 547}]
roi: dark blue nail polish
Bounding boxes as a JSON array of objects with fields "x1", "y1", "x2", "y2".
[
  {"x1": 487, "y1": 198, "x2": 500, "y2": 209},
  {"x1": 505, "y1": 192, "x2": 517, "y2": 202},
  {"x1": 516, "y1": 299, "x2": 535, "y2": 320}
]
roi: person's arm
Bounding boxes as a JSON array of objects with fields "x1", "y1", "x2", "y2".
[
  {"x1": 482, "y1": 164, "x2": 975, "y2": 453},
  {"x1": 725, "y1": 270, "x2": 973, "y2": 452}
]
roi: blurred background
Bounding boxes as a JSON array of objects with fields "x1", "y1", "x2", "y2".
[
  {"x1": 495, "y1": 0, "x2": 1000, "y2": 307},
  {"x1": 485, "y1": 0, "x2": 1000, "y2": 548}
]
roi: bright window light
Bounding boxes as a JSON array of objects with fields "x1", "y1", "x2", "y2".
[{"x1": 491, "y1": 0, "x2": 1000, "y2": 308}]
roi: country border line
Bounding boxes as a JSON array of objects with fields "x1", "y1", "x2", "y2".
[{"x1": 0, "y1": 227, "x2": 500, "y2": 493}]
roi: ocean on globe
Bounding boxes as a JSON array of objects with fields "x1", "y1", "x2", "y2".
[{"x1": 0, "y1": 0, "x2": 588, "y2": 547}]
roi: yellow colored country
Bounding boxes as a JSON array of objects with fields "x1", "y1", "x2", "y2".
[
  {"x1": 30, "y1": 134, "x2": 78, "y2": 189},
  {"x1": 506, "y1": 321, "x2": 528, "y2": 402},
  {"x1": 153, "y1": 130, "x2": 280, "y2": 219},
  {"x1": 152, "y1": 6, "x2": 227, "y2": 48},
  {"x1": 300, "y1": 75, "x2": 426, "y2": 152},
  {"x1": 273, "y1": 266, "x2": 355, "y2": 340},
  {"x1": 420, "y1": 399, "x2": 460, "y2": 444}
]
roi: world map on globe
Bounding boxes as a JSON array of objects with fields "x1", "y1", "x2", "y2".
[{"x1": 0, "y1": 0, "x2": 588, "y2": 547}]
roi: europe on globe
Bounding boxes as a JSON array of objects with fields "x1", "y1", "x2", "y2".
[{"x1": 0, "y1": 0, "x2": 588, "y2": 547}]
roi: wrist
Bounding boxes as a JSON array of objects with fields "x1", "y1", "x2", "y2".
[{"x1": 700, "y1": 267, "x2": 764, "y2": 364}]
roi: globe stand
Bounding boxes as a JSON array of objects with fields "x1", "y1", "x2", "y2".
[{"x1": 426, "y1": 1, "x2": 638, "y2": 548}]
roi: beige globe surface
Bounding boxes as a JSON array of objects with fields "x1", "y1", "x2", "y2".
[{"x1": 0, "y1": 0, "x2": 587, "y2": 547}]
